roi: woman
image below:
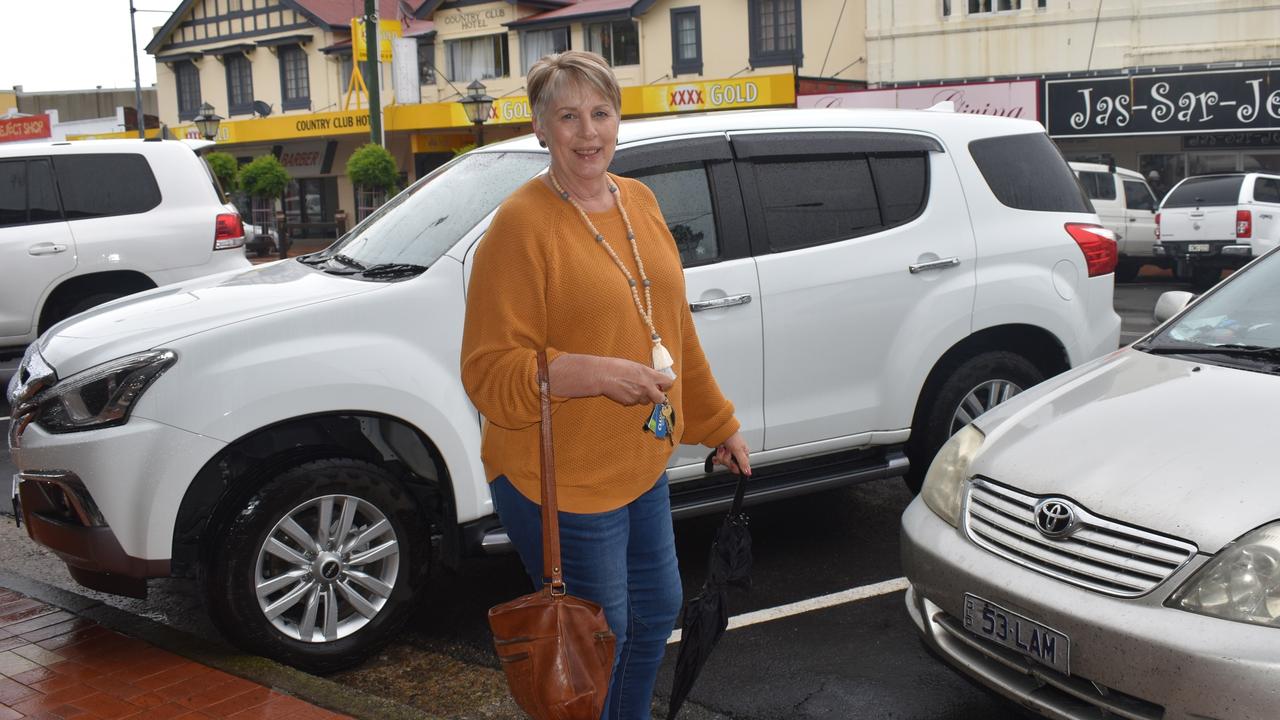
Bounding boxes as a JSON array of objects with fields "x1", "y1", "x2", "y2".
[{"x1": 460, "y1": 50, "x2": 751, "y2": 719}]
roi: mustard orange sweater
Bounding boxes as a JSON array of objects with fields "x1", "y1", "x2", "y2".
[{"x1": 460, "y1": 173, "x2": 739, "y2": 513}]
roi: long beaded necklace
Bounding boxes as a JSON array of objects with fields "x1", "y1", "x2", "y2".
[
  {"x1": 549, "y1": 169, "x2": 677, "y2": 442},
  {"x1": 548, "y1": 169, "x2": 675, "y2": 378}
]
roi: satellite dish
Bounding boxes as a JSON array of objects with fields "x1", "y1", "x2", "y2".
[{"x1": 252, "y1": 100, "x2": 273, "y2": 117}]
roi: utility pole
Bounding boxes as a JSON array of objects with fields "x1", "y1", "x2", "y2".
[
  {"x1": 365, "y1": 0, "x2": 382, "y2": 146},
  {"x1": 130, "y1": 0, "x2": 146, "y2": 138}
]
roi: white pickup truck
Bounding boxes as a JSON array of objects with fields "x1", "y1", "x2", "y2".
[{"x1": 1155, "y1": 172, "x2": 1280, "y2": 289}]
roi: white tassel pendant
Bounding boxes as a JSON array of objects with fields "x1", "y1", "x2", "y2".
[{"x1": 652, "y1": 342, "x2": 676, "y2": 378}]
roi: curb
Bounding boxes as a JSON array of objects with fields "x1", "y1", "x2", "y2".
[{"x1": 0, "y1": 566, "x2": 440, "y2": 720}]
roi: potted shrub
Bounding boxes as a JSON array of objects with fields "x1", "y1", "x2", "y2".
[{"x1": 347, "y1": 143, "x2": 399, "y2": 221}]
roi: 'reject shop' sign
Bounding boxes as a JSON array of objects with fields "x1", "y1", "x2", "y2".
[{"x1": 1045, "y1": 67, "x2": 1280, "y2": 138}]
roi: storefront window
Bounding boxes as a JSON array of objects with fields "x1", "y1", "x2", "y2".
[
  {"x1": 446, "y1": 35, "x2": 510, "y2": 81},
  {"x1": 584, "y1": 21, "x2": 640, "y2": 67},
  {"x1": 1138, "y1": 154, "x2": 1186, "y2": 203}
]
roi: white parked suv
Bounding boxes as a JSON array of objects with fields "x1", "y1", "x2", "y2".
[
  {"x1": 8, "y1": 109, "x2": 1120, "y2": 672},
  {"x1": 0, "y1": 139, "x2": 249, "y2": 359},
  {"x1": 1154, "y1": 171, "x2": 1280, "y2": 289},
  {"x1": 1069, "y1": 162, "x2": 1162, "y2": 282}
]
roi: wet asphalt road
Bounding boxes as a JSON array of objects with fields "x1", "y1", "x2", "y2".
[{"x1": 0, "y1": 277, "x2": 1183, "y2": 719}]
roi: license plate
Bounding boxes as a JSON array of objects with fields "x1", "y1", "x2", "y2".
[
  {"x1": 962, "y1": 594, "x2": 1069, "y2": 675},
  {"x1": 1188, "y1": 243, "x2": 1211, "y2": 253}
]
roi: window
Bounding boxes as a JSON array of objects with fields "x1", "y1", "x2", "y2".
[
  {"x1": 339, "y1": 54, "x2": 354, "y2": 93},
  {"x1": 446, "y1": 34, "x2": 510, "y2": 81},
  {"x1": 584, "y1": 20, "x2": 639, "y2": 67},
  {"x1": 1077, "y1": 171, "x2": 1116, "y2": 201},
  {"x1": 943, "y1": 0, "x2": 952, "y2": 16},
  {"x1": 28, "y1": 160, "x2": 60, "y2": 224},
  {"x1": 1163, "y1": 176, "x2": 1244, "y2": 208},
  {"x1": 754, "y1": 157, "x2": 881, "y2": 251},
  {"x1": 670, "y1": 8, "x2": 702, "y2": 76},
  {"x1": 175, "y1": 61, "x2": 202, "y2": 122},
  {"x1": 871, "y1": 155, "x2": 928, "y2": 225},
  {"x1": 969, "y1": 0, "x2": 1021, "y2": 11},
  {"x1": 0, "y1": 161, "x2": 25, "y2": 227},
  {"x1": 1038, "y1": 0, "x2": 1047, "y2": 7},
  {"x1": 417, "y1": 41, "x2": 436, "y2": 85},
  {"x1": 51, "y1": 155, "x2": 161, "y2": 219},
  {"x1": 522, "y1": 28, "x2": 569, "y2": 75},
  {"x1": 1124, "y1": 179, "x2": 1157, "y2": 211},
  {"x1": 629, "y1": 162, "x2": 719, "y2": 266},
  {"x1": 970, "y1": 133, "x2": 1091, "y2": 213},
  {"x1": 279, "y1": 45, "x2": 310, "y2": 111},
  {"x1": 1254, "y1": 177, "x2": 1280, "y2": 204},
  {"x1": 225, "y1": 53, "x2": 254, "y2": 115},
  {"x1": 749, "y1": 0, "x2": 801, "y2": 68}
]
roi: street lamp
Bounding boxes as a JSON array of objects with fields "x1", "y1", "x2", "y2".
[
  {"x1": 459, "y1": 80, "x2": 495, "y2": 147},
  {"x1": 192, "y1": 102, "x2": 222, "y2": 142}
]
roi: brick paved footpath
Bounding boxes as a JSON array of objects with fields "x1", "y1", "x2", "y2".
[{"x1": 0, "y1": 588, "x2": 351, "y2": 720}]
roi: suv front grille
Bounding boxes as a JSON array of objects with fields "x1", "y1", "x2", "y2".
[{"x1": 964, "y1": 478, "x2": 1197, "y2": 597}]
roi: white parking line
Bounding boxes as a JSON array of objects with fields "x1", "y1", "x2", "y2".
[{"x1": 667, "y1": 576, "x2": 909, "y2": 644}]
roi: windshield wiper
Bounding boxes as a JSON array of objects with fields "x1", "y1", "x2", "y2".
[
  {"x1": 328, "y1": 253, "x2": 367, "y2": 270},
  {"x1": 296, "y1": 253, "x2": 328, "y2": 266},
  {"x1": 1141, "y1": 342, "x2": 1280, "y2": 361},
  {"x1": 359, "y1": 263, "x2": 428, "y2": 278}
]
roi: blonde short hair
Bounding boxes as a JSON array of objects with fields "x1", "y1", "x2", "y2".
[{"x1": 527, "y1": 51, "x2": 622, "y2": 129}]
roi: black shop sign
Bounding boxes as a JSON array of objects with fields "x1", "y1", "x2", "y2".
[{"x1": 1045, "y1": 68, "x2": 1280, "y2": 138}]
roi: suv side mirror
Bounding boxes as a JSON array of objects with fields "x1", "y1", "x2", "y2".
[{"x1": 1154, "y1": 291, "x2": 1194, "y2": 323}]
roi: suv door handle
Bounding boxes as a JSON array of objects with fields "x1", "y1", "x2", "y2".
[
  {"x1": 28, "y1": 243, "x2": 68, "y2": 256},
  {"x1": 908, "y1": 257, "x2": 960, "y2": 274},
  {"x1": 690, "y1": 294, "x2": 752, "y2": 312}
]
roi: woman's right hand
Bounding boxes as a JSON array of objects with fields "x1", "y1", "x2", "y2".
[{"x1": 549, "y1": 354, "x2": 673, "y2": 405}]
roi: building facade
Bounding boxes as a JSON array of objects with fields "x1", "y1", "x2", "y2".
[
  {"x1": 851, "y1": 0, "x2": 1280, "y2": 193},
  {"x1": 127, "y1": 0, "x2": 861, "y2": 237}
]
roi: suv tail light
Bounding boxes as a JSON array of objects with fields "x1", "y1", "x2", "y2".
[
  {"x1": 1237, "y1": 210, "x2": 1252, "y2": 239},
  {"x1": 1065, "y1": 222, "x2": 1118, "y2": 278},
  {"x1": 1155, "y1": 212, "x2": 1161, "y2": 240},
  {"x1": 214, "y1": 213, "x2": 245, "y2": 250}
]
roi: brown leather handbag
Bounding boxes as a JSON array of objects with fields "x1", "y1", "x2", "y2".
[{"x1": 488, "y1": 352, "x2": 617, "y2": 720}]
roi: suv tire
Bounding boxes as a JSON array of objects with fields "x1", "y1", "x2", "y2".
[
  {"x1": 905, "y1": 351, "x2": 1043, "y2": 493},
  {"x1": 202, "y1": 458, "x2": 427, "y2": 673}
]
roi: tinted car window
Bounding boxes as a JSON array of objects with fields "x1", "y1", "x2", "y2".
[
  {"x1": 1078, "y1": 171, "x2": 1117, "y2": 201},
  {"x1": 628, "y1": 162, "x2": 719, "y2": 267},
  {"x1": 0, "y1": 160, "x2": 23, "y2": 227},
  {"x1": 1254, "y1": 177, "x2": 1280, "y2": 204},
  {"x1": 1162, "y1": 176, "x2": 1244, "y2": 208},
  {"x1": 872, "y1": 154, "x2": 928, "y2": 225},
  {"x1": 52, "y1": 154, "x2": 162, "y2": 220},
  {"x1": 970, "y1": 133, "x2": 1091, "y2": 213},
  {"x1": 755, "y1": 155, "x2": 880, "y2": 251},
  {"x1": 1123, "y1": 179, "x2": 1156, "y2": 211},
  {"x1": 28, "y1": 159, "x2": 61, "y2": 224}
]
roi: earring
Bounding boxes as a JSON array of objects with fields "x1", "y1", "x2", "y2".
[{"x1": 538, "y1": 139, "x2": 547, "y2": 148}]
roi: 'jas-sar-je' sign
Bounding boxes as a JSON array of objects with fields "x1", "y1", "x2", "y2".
[{"x1": 1045, "y1": 68, "x2": 1280, "y2": 138}]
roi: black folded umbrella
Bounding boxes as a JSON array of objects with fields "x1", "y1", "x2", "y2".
[{"x1": 666, "y1": 453, "x2": 752, "y2": 720}]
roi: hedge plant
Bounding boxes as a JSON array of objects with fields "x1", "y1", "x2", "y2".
[
  {"x1": 346, "y1": 143, "x2": 399, "y2": 193},
  {"x1": 239, "y1": 154, "x2": 290, "y2": 199}
]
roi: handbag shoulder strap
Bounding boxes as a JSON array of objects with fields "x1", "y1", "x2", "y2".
[{"x1": 536, "y1": 352, "x2": 565, "y2": 594}]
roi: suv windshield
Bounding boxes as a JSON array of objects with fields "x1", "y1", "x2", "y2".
[
  {"x1": 307, "y1": 150, "x2": 548, "y2": 275},
  {"x1": 1162, "y1": 175, "x2": 1243, "y2": 208},
  {"x1": 1142, "y1": 250, "x2": 1280, "y2": 370}
]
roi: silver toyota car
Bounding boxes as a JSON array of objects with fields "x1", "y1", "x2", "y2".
[{"x1": 902, "y1": 251, "x2": 1280, "y2": 720}]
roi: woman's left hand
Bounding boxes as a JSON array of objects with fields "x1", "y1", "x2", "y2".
[{"x1": 714, "y1": 432, "x2": 752, "y2": 477}]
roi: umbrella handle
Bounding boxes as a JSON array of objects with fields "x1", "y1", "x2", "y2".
[{"x1": 703, "y1": 451, "x2": 750, "y2": 517}]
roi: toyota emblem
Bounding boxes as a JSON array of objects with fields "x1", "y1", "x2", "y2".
[{"x1": 1033, "y1": 499, "x2": 1078, "y2": 538}]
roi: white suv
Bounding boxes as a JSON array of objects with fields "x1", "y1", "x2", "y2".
[
  {"x1": 1154, "y1": 171, "x2": 1280, "y2": 289},
  {"x1": 0, "y1": 139, "x2": 249, "y2": 359},
  {"x1": 8, "y1": 109, "x2": 1119, "y2": 672}
]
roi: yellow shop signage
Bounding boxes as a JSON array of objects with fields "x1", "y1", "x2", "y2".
[{"x1": 628, "y1": 74, "x2": 795, "y2": 114}]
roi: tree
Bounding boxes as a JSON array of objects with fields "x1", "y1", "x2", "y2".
[
  {"x1": 205, "y1": 151, "x2": 239, "y2": 193},
  {"x1": 346, "y1": 143, "x2": 399, "y2": 194},
  {"x1": 238, "y1": 154, "x2": 290, "y2": 200}
]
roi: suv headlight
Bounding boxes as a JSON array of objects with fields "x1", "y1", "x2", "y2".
[
  {"x1": 921, "y1": 425, "x2": 985, "y2": 527},
  {"x1": 1168, "y1": 522, "x2": 1280, "y2": 627},
  {"x1": 35, "y1": 350, "x2": 176, "y2": 433}
]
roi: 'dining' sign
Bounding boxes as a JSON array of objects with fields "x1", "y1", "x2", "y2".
[{"x1": 1046, "y1": 68, "x2": 1280, "y2": 137}]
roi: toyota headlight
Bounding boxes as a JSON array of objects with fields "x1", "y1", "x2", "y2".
[
  {"x1": 921, "y1": 425, "x2": 985, "y2": 527},
  {"x1": 35, "y1": 350, "x2": 176, "y2": 433},
  {"x1": 1168, "y1": 522, "x2": 1280, "y2": 627}
]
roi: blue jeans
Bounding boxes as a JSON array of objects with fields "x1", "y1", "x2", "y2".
[{"x1": 491, "y1": 474, "x2": 683, "y2": 720}]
